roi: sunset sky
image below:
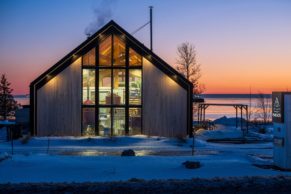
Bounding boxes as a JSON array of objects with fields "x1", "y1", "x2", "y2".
[{"x1": 1, "y1": 0, "x2": 290, "y2": 94}]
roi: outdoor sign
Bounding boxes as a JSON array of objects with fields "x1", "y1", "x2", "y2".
[{"x1": 272, "y1": 92, "x2": 284, "y2": 123}]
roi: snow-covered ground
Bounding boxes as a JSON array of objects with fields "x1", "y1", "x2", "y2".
[
  {"x1": 196, "y1": 124, "x2": 273, "y2": 142},
  {"x1": 0, "y1": 127, "x2": 289, "y2": 183}
]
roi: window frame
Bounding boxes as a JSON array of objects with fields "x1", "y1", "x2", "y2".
[{"x1": 81, "y1": 34, "x2": 143, "y2": 136}]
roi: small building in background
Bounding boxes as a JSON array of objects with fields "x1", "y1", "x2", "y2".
[
  {"x1": 30, "y1": 21, "x2": 192, "y2": 137},
  {"x1": 15, "y1": 105, "x2": 30, "y2": 134}
]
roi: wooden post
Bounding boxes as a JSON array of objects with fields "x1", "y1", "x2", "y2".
[
  {"x1": 200, "y1": 105, "x2": 202, "y2": 123},
  {"x1": 197, "y1": 105, "x2": 200, "y2": 124},
  {"x1": 240, "y1": 106, "x2": 243, "y2": 131},
  {"x1": 201, "y1": 105, "x2": 204, "y2": 123},
  {"x1": 203, "y1": 106, "x2": 206, "y2": 123},
  {"x1": 235, "y1": 106, "x2": 238, "y2": 128},
  {"x1": 192, "y1": 131, "x2": 195, "y2": 156},
  {"x1": 10, "y1": 127, "x2": 13, "y2": 155},
  {"x1": 246, "y1": 106, "x2": 249, "y2": 134}
]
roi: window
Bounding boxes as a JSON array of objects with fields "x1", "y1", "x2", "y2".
[
  {"x1": 129, "y1": 108, "x2": 141, "y2": 135},
  {"x1": 129, "y1": 48, "x2": 142, "y2": 66},
  {"x1": 113, "y1": 36, "x2": 125, "y2": 66},
  {"x1": 99, "y1": 69, "x2": 111, "y2": 105},
  {"x1": 99, "y1": 108, "x2": 111, "y2": 136},
  {"x1": 113, "y1": 69, "x2": 126, "y2": 105},
  {"x1": 82, "y1": 35, "x2": 143, "y2": 136},
  {"x1": 82, "y1": 108, "x2": 95, "y2": 136},
  {"x1": 129, "y1": 69, "x2": 142, "y2": 105},
  {"x1": 83, "y1": 48, "x2": 95, "y2": 66},
  {"x1": 82, "y1": 69, "x2": 95, "y2": 105},
  {"x1": 113, "y1": 108, "x2": 125, "y2": 135},
  {"x1": 99, "y1": 36, "x2": 112, "y2": 66}
]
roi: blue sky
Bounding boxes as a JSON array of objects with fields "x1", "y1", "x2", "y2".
[{"x1": 1, "y1": 0, "x2": 291, "y2": 94}]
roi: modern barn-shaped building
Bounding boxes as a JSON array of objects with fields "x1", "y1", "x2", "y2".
[{"x1": 30, "y1": 21, "x2": 192, "y2": 137}]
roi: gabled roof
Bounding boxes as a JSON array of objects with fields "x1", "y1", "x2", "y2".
[{"x1": 30, "y1": 20, "x2": 192, "y2": 90}]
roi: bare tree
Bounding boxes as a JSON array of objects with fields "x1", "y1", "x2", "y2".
[
  {"x1": 176, "y1": 42, "x2": 204, "y2": 94},
  {"x1": 255, "y1": 92, "x2": 272, "y2": 125}
]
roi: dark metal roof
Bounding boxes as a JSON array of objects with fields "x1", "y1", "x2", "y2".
[{"x1": 30, "y1": 20, "x2": 192, "y2": 90}]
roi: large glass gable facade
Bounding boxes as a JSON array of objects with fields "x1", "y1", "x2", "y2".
[{"x1": 82, "y1": 34, "x2": 142, "y2": 136}]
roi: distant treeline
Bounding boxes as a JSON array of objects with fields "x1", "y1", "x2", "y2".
[{"x1": 201, "y1": 94, "x2": 272, "y2": 99}]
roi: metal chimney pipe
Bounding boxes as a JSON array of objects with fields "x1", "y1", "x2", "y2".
[{"x1": 149, "y1": 6, "x2": 153, "y2": 51}]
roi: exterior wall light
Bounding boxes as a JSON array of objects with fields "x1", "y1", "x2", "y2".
[
  {"x1": 72, "y1": 54, "x2": 78, "y2": 59},
  {"x1": 120, "y1": 34, "x2": 126, "y2": 40}
]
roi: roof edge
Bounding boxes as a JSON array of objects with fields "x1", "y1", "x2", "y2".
[{"x1": 30, "y1": 20, "x2": 192, "y2": 90}]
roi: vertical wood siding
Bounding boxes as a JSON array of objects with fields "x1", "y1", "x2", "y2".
[
  {"x1": 36, "y1": 58, "x2": 82, "y2": 136},
  {"x1": 142, "y1": 58, "x2": 187, "y2": 137}
]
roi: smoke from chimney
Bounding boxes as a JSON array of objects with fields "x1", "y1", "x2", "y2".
[{"x1": 84, "y1": 0, "x2": 116, "y2": 37}]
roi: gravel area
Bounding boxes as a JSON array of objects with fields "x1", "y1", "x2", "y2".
[{"x1": 1, "y1": 176, "x2": 291, "y2": 194}]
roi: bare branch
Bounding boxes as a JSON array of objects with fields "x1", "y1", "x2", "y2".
[
  {"x1": 176, "y1": 42, "x2": 204, "y2": 94},
  {"x1": 255, "y1": 92, "x2": 272, "y2": 125}
]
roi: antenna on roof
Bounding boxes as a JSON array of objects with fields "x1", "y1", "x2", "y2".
[{"x1": 131, "y1": 6, "x2": 154, "y2": 51}]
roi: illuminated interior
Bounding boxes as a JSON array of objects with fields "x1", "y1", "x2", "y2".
[
  {"x1": 99, "y1": 36, "x2": 111, "y2": 66},
  {"x1": 82, "y1": 108, "x2": 95, "y2": 136},
  {"x1": 113, "y1": 36, "x2": 125, "y2": 66},
  {"x1": 129, "y1": 69, "x2": 142, "y2": 105},
  {"x1": 82, "y1": 34, "x2": 142, "y2": 136},
  {"x1": 129, "y1": 108, "x2": 141, "y2": 135},
  {"x1": 99, "y1": 69, "x2": 111, "y2": 105},
  {"x1": 113, "y1": 69, "x2": 126, "y2": 104},
  {"x1": 129, "y1": 48, "x2": 142, "y2": 66},
  {"x1": 83, "y1": 48, "x2": 95, "y2": 66},
  {"x1": 82, "y1": 69, "x2": 95, "y2": 105}
]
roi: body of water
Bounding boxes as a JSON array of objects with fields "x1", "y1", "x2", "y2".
[
  {"x1": 15, "y1": 95, "x2": 29, "y2": 106},
  {"x1": 15, "y1": 94, "x2": 272, "y2": 121},
  {"x1": 198, "y1": 94, "x2": 272, "y2": 121}
]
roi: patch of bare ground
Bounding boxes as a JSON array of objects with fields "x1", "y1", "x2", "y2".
[{"x1": 1, "y1": 176, "x2": 291, "y2": 194}]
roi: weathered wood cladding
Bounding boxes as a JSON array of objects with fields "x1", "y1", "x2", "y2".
[
  {"x1": 142, "y1": 58, "x2": 187, "y2": 137},
  {"x1": 36, "y1": 58, "x2": 82, "y2": 136}
]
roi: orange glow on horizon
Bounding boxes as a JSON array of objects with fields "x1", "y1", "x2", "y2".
[{"x1": 1, "y1": 0, "x2": 291, "y2": 96}]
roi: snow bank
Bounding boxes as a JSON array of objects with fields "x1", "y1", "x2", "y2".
[
  {"x1": 196, "y1": 126, "x2": 243, "y2": 140},
  {"x1": 0, "y1": 152, "x2": 11, "y2": 162},
  {"x1": 214, "y1": 116, "x2": 247, "y2": 126},
  {"x1": 195, "y1": 123, "x2": 273, "y2": 142}
]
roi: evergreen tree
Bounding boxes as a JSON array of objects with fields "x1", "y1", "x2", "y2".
[{"x1": 0, "y1": 74, "x2": 17, "y2": 120}]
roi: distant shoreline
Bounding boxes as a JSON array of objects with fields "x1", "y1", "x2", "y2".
[
  {"x1": 201, "y1": 94, "x2": 271, "y2": 98},
  {"x1": 13, "y1": 94, "x2": 272, "y2": 99}
]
